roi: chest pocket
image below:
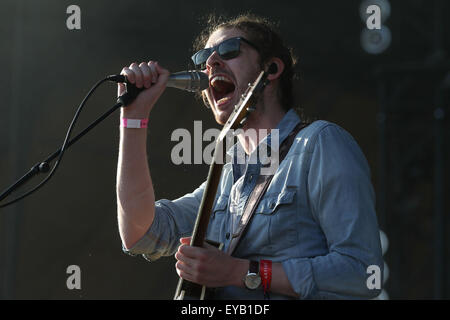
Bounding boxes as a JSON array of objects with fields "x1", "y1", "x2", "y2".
[
  {"x1": 249, "y1": 189, "x2": 298, "y2": 252},
  {"x1": 256, "y1": 189, "x2": 296, "y2": 215}
]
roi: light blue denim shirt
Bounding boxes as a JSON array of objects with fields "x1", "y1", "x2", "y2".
[{"x1": 124, "y1": 109, "x2": 383, "y2": 300}]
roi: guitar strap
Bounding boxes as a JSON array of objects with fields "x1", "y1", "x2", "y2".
[{"x1": 226, "y1": 121, "x2": 309, "y2": 256}]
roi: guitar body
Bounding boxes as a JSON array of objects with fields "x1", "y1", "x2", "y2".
[{"x1": 173, "y1": 70, "x2": 270, "y2": 300}]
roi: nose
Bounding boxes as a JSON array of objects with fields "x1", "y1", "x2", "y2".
[{"x1": 206, "y1": 50, "x2": 225, "y2": 72}]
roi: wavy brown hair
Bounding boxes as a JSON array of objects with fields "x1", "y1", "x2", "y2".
[{"x1": 193, "y1": 13, "x2": 299, "y2": 112}]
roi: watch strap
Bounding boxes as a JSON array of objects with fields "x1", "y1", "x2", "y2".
[{"x1": 249, "y1": 260, "x2": 259, "y2": 274}]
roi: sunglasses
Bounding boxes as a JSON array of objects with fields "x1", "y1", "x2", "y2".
[{"x1": 191, "y1": 37, "x2": 259, "y2": 69}]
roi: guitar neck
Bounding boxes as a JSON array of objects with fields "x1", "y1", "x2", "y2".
[{"x1": 190, "y1": 139, "x2": 225, "y2": 247}]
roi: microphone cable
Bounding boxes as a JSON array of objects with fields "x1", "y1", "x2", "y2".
[{"x1": 0, "y1": 77, "x2": 112, "y2": 208}]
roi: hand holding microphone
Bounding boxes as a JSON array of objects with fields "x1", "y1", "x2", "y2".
[
  {"x1": 113, "y1": 61, "x2": 170, "y2": 118},
  {"x1": 112, "y1": 61, "x2": 208, "y2": 118}
]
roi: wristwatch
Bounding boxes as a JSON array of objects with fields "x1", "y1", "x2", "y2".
[{"x1": 243, "y1": 260, "x2": 261, "y2": 290}]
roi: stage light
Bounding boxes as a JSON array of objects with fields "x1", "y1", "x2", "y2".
[{"x1": 360, "y1": 26, "x2": 392, "y2": 54}]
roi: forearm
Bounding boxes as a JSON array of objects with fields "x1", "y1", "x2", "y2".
[
  {"x1": 115, "y1": 61, "x2": 170, "y2": 249},
  {"x1": 116, "y1": 111, "x2": 155, "y2": 249}
]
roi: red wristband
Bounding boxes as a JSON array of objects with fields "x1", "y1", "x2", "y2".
[{"x1": 260, "y1": 260, "x2": 272, "y2": 299}]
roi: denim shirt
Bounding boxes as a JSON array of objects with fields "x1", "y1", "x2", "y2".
[{"x1": 124, "y1": 109, "x2": 383, "y2": 299}]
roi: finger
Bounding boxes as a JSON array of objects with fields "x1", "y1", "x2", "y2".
[
  {"x1": 175, "y1": 253, "x2": 198, "y2": 277},
  {"x1": 139, "y1": 62, "x2": 152, "y2": 88},
  {"x1": 175, "y1": 247, "x2": 197, "y2": 268},
  {"x1": 130, "y1": 62, "x2": 144, "y2": 88},
  {"x1": 120, "y1": 66, "x2": 134, "y2": 84},
  {"x1": 148, "y1": 61, "x2": 158, "y2": 84},
  {"x1": 175, "y1": 255, "x2": 195, "y2": 272},
  {"x1": 179, "y1": 243, "x2": 209, "y2": 261},
  {"x1": 176, "y1": 259, "x2": 206, "y2": 285},
  {"x1": 175, "y1": 261, "x2": 196, "y2": 282},
  {"x1": 175, "y1": 259, "x2": 189, "y2": 275},
  {"x1": 153, "y1": 61, "x2": 170, "y2": 85},
  {"x1": 179, "y1": 237, "x2": 191, "y2": 245}
]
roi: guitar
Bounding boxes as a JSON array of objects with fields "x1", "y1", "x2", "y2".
[{"x1": 173, "y1": 67, "x2": 272, "y2": 300}]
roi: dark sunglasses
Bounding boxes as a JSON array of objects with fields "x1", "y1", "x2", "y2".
[{"x1": 191, "y1": 37, "x2": 259, "y2": 69}]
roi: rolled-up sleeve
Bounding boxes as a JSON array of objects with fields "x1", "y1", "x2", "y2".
[
  {"x1": 283, "y1": 124, "x2": 383, "y2": 299},
  {"x1": 122, "y1": 182, "x2": 205, "y2": 261}
]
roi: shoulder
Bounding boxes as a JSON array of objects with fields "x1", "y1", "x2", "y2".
[
  {"x1": 299, "y1": 120, "x2": 371, "y2": 177},
  {"x1": 292, "y1": 120, "x2": 356, "y2": 153},
  {"x1": 291, "y1": 120, "x2": 369, "y2": 169}
]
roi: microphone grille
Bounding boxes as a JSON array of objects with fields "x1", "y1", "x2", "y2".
[
  {"x1": 192, "y1": 71, "x2": 209, "y2": 91},
  {"x1": 167, "y1": 70, "x2": 209, "y2": 92}
]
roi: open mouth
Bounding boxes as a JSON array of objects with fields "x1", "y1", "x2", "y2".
[{"x1": 209, "y1": 74, "x2": 236, "y2": 108}]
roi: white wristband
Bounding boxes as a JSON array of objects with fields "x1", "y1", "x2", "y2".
[{"x1": 120, "y1": 118, "x2": 148, "y2": 129}]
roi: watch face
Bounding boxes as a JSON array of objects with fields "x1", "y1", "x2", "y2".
[{"x1": 245, "y1": 273, "x2": 261, "y2": 290}]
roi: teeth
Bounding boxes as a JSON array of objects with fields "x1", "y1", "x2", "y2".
[{"x1": 211, "y1": 76, "x2": 232, "y2": 85}]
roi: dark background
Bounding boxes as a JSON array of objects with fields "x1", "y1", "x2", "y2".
[{"x1": 0, "y1": 0, "x2": 448, "y2": 299}]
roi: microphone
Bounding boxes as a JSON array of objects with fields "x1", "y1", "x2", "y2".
[{"x1": 107, "y1": 70, "x2": 209, "y2": 92}]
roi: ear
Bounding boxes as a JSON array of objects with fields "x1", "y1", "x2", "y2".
[{"x1": 266, "y1": 57, "x2": 285, "y2": 81}]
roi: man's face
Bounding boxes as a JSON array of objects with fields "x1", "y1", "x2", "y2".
[{"x1": 202, "y1": 28, "x2": 261, "y2": 125}]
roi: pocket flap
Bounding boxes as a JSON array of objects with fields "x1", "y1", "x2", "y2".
[
  {"x1": 256, "y1": 189, "x2": 296, "y2": 215},
  {"x1": 213, "y1": 194, "x2": 229, "y2": 212}
]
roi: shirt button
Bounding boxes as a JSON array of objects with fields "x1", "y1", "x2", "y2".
[
  {"x1": 225, "y1": 232, "x2": 230, "y2": 240},
  {"x1": 249, "y1": 175, "x2": 253, "y2": 182}
]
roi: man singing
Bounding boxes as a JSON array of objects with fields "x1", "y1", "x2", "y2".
[{"x1": 116, "y1": 14, "x2": 383, "y2": 299}]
